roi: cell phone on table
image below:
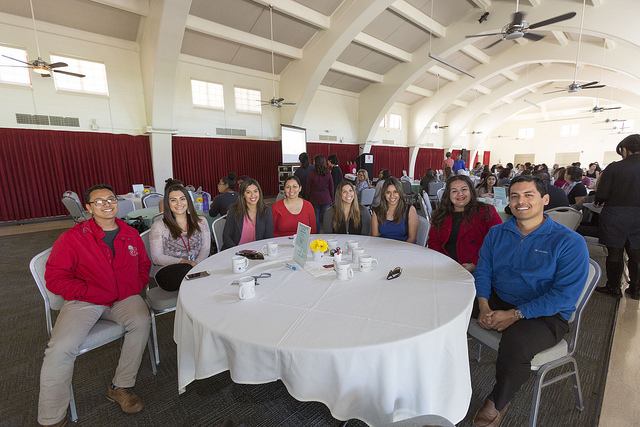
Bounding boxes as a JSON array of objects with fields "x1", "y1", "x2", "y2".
[{"x1": 185, "y1": 271, "x2": 211, "y2": 280}]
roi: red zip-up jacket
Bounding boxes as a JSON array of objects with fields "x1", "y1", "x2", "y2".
[
  {"x1": 428, "y1": 204, "x2": 502, "y2": 266},
  {"x1": 45, "y1": 218, "x2": 150, "y2": 306}
]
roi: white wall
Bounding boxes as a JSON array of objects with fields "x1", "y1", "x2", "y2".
[
  {"x1": 304, "y1": 86, "x2": 359, "y2": 144},
  {"x1": 0, "y1": 21, "x2": 146, "y2": 134}
]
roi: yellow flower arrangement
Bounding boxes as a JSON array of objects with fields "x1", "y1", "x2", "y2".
[
  {"x1": 310, "y1": 238, "x2": 328, "y2": 253},
  {"x1": 143, "y1": 189, "x2": 150, "y2": 194},
  {"x1": 196, "y1": 197, "x2": 203, "y2": 203}
]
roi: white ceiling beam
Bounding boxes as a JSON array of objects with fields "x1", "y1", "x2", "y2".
[
  {"x1": 185, "y1": 15, "x2": 303, "y2": 59},
  {"x1": 406, "y1": 85, "x2": 433, "y2": 97},
  {"x1": 501, "y1": 70, "x2": 519, "y2": 81},
  {"x1": 250, "y1": 0, "x2": 330, "y2": 30},
  {"x1": 87, "y1": 0, "x2": 149, "y2": 16},
  {"x1": 605, "y1": 39, "x2": 617, "y2": 50},
  {"x1": 427, "y1": 65, "x2": 460, "y2": 82},
  {"x1": 468, "y1": 0, "x2": 492, "y2": 8},
  {"x1": 551, "y1": 30, "x2": 569, "y2": 46},
  {"x1": 522, "y1": 0, "x2": 541, "y2": 6},
  {"x1": 474, "y1": 85, "x2": 492, "y2": 95},
  {"x1": 589, "y1": 0, "x2": 603, "y2": 6},
  {"x1": 389, "y1": 0, "x2": 446, "y2": 38},
  {"x1": 461, "y1": 45, "x2": 490, "y2": 64},
  {"x1": 331, "y1": 61, "x2": 384, "y2": 83},
  {"x1": 501, "y1": 97, "x2": 514, "y2": 104},
  {"x1": 354, "y1": 33, "x2": 412, "y2": 62},
  {"x1": 452, "y1": 99, "x2": 468, "y2": 107}
]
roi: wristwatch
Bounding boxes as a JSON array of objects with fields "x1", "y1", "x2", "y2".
[{"x1": 514, "y1": 308, "x2": 525, "y2": 320}]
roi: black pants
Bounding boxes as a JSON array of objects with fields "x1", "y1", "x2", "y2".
[{"x1": 472, "y1": 293, "x2": 569, "y2": 411}]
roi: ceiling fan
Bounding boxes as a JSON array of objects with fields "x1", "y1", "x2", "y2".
[
  {"x1": 590, "y1": 105, "x2": 620, "y2": 114},
  {"x1": 429, "y1": 122, "x2": 448, "y2": 133},
  {"x1": 594, "y1": 117, "x2": 623, "y2": 124},
  {"x1": 260, "y1": 5, "x2": 295, "y2": 108},
  {"x1": 466, "y1": 0, "x2": 576, "y2": 49},
  {"x1": 0, "y1": 0, "x2": 85, "y2": 78},
  {"x1": 544, "y1": 0, "x2": 605, "y2": 95}
]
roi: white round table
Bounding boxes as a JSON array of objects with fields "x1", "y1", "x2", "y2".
[{"x1": 174, "y1": 234, "x2": 475, "y2": 425}]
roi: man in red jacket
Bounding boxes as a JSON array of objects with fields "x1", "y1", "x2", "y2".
[{"x1": 38, "y1": 184, "x2": 151, "y2": 427}]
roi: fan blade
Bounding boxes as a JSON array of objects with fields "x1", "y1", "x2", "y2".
[
  {"x1": 275, "y1": 98, "x2": 284, "y2": 102},
  {"x1": 0, "y1": 65, "x2": 31, "y2": 68},
  {"x1": 485, "y1": 38, "x2": 504, "y2": 49},
  {"x1": 2, "y1": 55, "x2": 31, "y2": 66},
  {"x1": 581, "y1": 84, "x2": 605, "y2": 90},
  {"x1": 544, "y1": 89, "x2": 568, "y2": 94},
  {"x1": 512, "y1": 11, "x2": 524, "y2": 26},
  {"x1": 48, "y1": 62, "x2": 68, "y2": 69},
  {"x1": 528, "y1": 12, "x2": 577, "y2": 30},
  {"x1": 602, "y1": 106, "x2": 621, "y2": 111},
  {"x1": 580, "y1": 81, "x2": 600, "y2": 88},
  {"x1": 53, "y1": 69, "x2": 85, "y2": 78},
  {"x1": 466, "y1": 32, "x2": 503, "y2": 38},
  {"x1": 523, "y1": 33, "x2": 545, "y2": 42},
  {"x1": 281, "y1": 102, "x2": 296, "y2": 105}
]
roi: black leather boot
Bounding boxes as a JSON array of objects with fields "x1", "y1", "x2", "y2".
[
  {"x1": 596, "y1": 260, "x2": 624, "y2": 298},
  {"x1": 624, "y1": 259, "x2": 640, "y2": 300}
]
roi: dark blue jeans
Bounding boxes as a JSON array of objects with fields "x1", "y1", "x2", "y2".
[{"x1": 313, "y1": 204, "x2": 329, "y2": 233}]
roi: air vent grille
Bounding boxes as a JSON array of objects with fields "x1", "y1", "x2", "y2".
[
  {"x1": 382, "y1": 139, "x2": 395, "y2": 145},
  {"x1": 319, "y1": 135, "x2": 338, "y2": 141},
  {"x1": 16, "y1": 113, "x2": 80, "y2": 127},
  {"x1": 216, "y1": 128, "x2": 247, "y2": 136}
]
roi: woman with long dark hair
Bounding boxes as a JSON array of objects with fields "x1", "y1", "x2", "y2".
[
  {"x1": 323, "y1": 181, "x2": 371, "y2": 235},
  {"x1": 305, "y1": 155, "x2": 334, "y2": 232},
  {"x1": 209, "y1": 173, "x2": 238, "y2": 217},
  {"x1": 371, "y1": 177, "x2": 418, "y2": 243},
  {"x1": 562, "y1": 166, "x2": 588, "y2": 205},
  {"x1": 420, "y1": 168, "x2": 437, "y2": 195},
  {"x1": 149, "y1": 184, "x2": 211, "y2": 291},
  {"x1": 222, "y1": 179, "x2": 273, "y2": 250},
  {"x1": 476, "y1": 175, "x2": 497, "y2": 198},
  {"x1": 272, "y1": 175, "x2": 316, "y2": 237},
  {"x1": 595, "y1": 134, "x2": 640, "y2": 298},
  {"x1": 428, "y1": 175, "x2": 502, "y2": 272}
]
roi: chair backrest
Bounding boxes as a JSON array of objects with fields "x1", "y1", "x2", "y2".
[
  {"x1": 115, "y1": 197, "x2": 136, "y2": 219},
  {"x1": 567, "y1": 259, "x2": 601, "y2": 354},
  {"x1": 152, "y1": 213, "x2": 163, "y2": 223},
  {"x1": 141, "y1": 192, "x2": 163, "y2": 208},
  {"x1": 546, "y1": 207, "x2": 583, "y2": 231},
  {"x1": 416, "y1": 215, "x2": 430, "y2": 247},
  {"x1": 275, "y1": 192, "x2": 286, "y2": 202},
  {"x1": 401, "y1": 180, "x2": 411, "y2": 196},
  {"x1": 422, "y1": 191, "x2": 433, "y2": 219},
  {"x1": 29, "y1": 248, "x2": 64, "y2": 336},
  {"x1": 436, "y1": 187, "x2": 446, "y2": 202},
  {"x1": 427, "y1": 180, "x2": 445, "y2": 196},
  {"x1": 62, "y1": 191, "x2": 89, "y2": 223},
  {"x1": 139, "y1": 229, "x2": 152, "y2": 260},
  {"x1": 359, "y1": 188, "x2": 375, "y2": 206},
  {"x1": 212, "y1": 214, "x2": 227, "y2": 252},
  {"x1": 143, "y1": 185, "x2": 156, "y2": 192}
]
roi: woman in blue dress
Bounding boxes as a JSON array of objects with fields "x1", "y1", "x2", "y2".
[{"x1": 371, "y1": 177, "x2": 418, "y2": 243}]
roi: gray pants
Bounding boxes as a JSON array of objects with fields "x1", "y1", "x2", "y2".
[{"x1": 38, "y1": 295, "x2": 150, "y2": 425}]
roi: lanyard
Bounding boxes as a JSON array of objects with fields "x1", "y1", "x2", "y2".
[{"x1": 180, "y1": 235, "x2": 194, "y2": 260}]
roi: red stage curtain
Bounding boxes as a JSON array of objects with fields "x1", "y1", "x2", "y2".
[
  {"x1": 172, "y1": 137, "x2": 282, "y2": 197},
  {"x1": 306, "y1": 142, "x2": 360, "y2": 173},
  {"x1": 414, "y1": 148, "x2": 445, "y2": 177},
  {"x1": 370, "y1": 146, "x2": 410, "y2": 178},
  {"x1": 483, "y1": 151, "x2": 491, "y2": 166},
  {"x1": 0, "y1": 128, "x2": 152, "y2": 222},
  {"x1": 473, "y1": 152, "x2": 479, "y2": 167}
]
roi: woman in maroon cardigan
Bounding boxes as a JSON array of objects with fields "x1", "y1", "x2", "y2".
[
  {"x1": 428, "y1": 175, "x2": 502, "y2": 272},
  {"x1": 305, "y1": 154, "x2": 334, "y2": 232}
]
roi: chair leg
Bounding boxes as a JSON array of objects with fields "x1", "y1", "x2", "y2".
[
  {"x1": 151, "y1": 311, "x2": 160, "y2": 366},
  {"x1": 476, "y1": 342, "x2": 482, "y2": 362},
  {"x1": 570, "y1": 359, "x2": 584, "y2": 411},
  {"x1": 147, "y1": 336, "x2": 157, "y2": 375},
  {"x1": 529, "y1": 368, "x2": 546, "y2": 427},
  {"x1": 69, "y1": 383, "x2": 78, "y2": 422}
]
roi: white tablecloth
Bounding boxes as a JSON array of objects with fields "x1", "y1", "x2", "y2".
[{"x1": 174, "y1": 235, "x2": 476, "y2": 425}]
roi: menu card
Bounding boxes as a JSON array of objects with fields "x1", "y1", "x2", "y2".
[{"x1": 293, "y1": 222, "x2": 311, "y2": 267}]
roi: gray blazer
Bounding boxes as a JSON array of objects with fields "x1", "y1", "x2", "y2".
[{"x1": 222, "y1": 207, "x2": 273, "y2": 250}]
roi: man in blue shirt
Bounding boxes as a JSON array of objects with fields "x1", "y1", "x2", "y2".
[
  {"x1": 453, "y1": 153, "x2": 466, "y2": 174},
  {"x1": 472, "y1": 175, "x2": 589, "y2": 427}
]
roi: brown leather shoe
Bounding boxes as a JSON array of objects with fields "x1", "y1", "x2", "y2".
[
  {"x1": 106, "y1": 386, "x2": 144, "y2": 413},
  {"x1": 473, "y1": 398, "x2": 510, "y2": 427}
]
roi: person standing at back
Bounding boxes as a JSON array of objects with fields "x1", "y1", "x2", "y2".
[
  {"x1": 293, "y1": 152, "x2": 314, "y2": 199},
  {"x1": 443, "y1": 151, "x2": 454, "y2": 170},
  {"x1": 305, "y1": 155, "x2": 334, "y2": 232},
  {"x1": 453, "y1": 153, "x2": 466, "y2": 175},
  {"x1": 327, "y1": 154, "x2": 343, "y2": 196}
]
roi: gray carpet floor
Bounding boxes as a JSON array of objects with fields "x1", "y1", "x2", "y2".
[{"x1": 0, "y1": 228, "x2": 617, "y2": 426}]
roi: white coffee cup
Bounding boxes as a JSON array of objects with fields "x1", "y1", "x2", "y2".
[
  {"x1": 262, "y1": 241, "x2": 278, "y2": 257},
  {"x1": 232, "y1": 255, "x2": 249, "y2": 273},
  {"x1": 352, "y1": 247, "x2": 365, "y2": 266},
  {"x1": 335, "y1": 261, "x2": 354, "y2": 281},
  {"x1": 327, "y1": 239, "x2": 338, "y2": 252},
  {"x1": 238, "y1": 276, "x2": 256, "y2": 300},
  {"x1": 346, "y1": 240, "x2": 358, "y2": 254},
  {"x1": 358, "y1": 254, "x2": 379, "y2": 272}
]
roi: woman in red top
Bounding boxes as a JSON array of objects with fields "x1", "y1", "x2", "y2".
[
  {"x1": 305, "y1": 155, "x2": 334, "y2": 232},
  {"x1": 428, "y1": 175, "x2": 502, "y2": 272},
  {"x1": 272, "y1": 175, "x2": 316, "y2": 237}
]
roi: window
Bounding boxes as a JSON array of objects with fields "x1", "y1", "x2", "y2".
[
  {"x1": 0, "y1": 46, "x2": 31, "y2": 85},
  {"x1": 389, "y1": 114, "x2": 401, "y2": 130},
  {"x1": 191, "y1": 80, "x2": 224, "y2": 109},
  {"x1": 560, "y1": 124, "x2": 579, "y2": 137},
  {"x1": 234, "y1": 87, "x2": 262, "y2": 113},
  {"x1": 517, "y1": 128, "x2": 534, "y2": 140},
  {"x1": 50, "y1": 55, "x2": 108, "y2": 96},
  {"x1": 379, "y1": 116, "x2": 386, "y2": 128}
]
